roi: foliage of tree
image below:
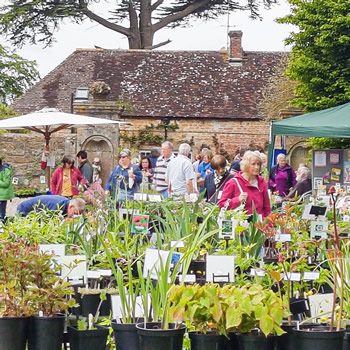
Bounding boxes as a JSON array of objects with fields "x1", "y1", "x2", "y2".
[
  {"x1": 278, "y1": 0, "x2": 350, "y2": 112},
  {"x1": 0, "y1": 0, "x2": 277, "y2": 49},
  {"x1": 259, "y1": 55, "x2": 299, "y2": 121},
  {"x1": 0, "y1": 44, "x2": 40, "y2": 104}
]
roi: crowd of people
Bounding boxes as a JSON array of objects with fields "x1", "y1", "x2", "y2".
[{"x1": 0, "y1": 144, "x2": 312, "y2": 222}]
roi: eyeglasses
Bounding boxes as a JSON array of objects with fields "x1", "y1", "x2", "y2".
[{"x1": 120, "y1": 156, "x2": 128, "y2": 159}]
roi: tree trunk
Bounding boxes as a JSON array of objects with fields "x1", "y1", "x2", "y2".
[
  {"x1": 128, "y1": 1, "x2": 142, "y2": 49},
  {"x1": 139, "y1": 0, "x2": 154, "y2": 49}
]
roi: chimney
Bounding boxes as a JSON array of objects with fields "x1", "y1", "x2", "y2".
[{"x1": 228, "y1": 30, "x2": 243, "y2": 64}]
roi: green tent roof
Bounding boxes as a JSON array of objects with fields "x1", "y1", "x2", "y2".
[{"x1": 271, "y1": 101, "x2": 350, "y2": 138}]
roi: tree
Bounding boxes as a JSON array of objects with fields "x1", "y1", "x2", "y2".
[
  {"x1": 278, "y1": 0, "x2": 350, "y2": 112},
  {"x1": 259, "y1": 54, "x2": 299, "y2": 121},
  {"x1": 0, "y1": 44, "x2": 40, "y2": 104},
  {"x1": 0, "y1": 0, "x2": 277, "y2": 50}
]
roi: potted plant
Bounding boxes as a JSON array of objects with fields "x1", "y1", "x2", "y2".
[
  {"x1": 293, "y1": 186, "x2": 346, "y2": 350},
  {"x1": 27, "y1": 248, "x2": 77, "y2": 350},
  {"x1": 67, "y1": 291, "x2": 109, "y2": 350},
  {"x1": 88, "y1": 81, "x2": 111, "y2": 100},
  {"x1": 0, "y1": 240, "x2": 35, "y2": 350},
  {"x1": 168, "y1": 283, "x2": 232, "y2": 350}
]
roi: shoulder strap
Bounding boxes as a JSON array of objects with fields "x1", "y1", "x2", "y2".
[{"x1": 233, "y1": 177, "x2": 244, "y2": 194}]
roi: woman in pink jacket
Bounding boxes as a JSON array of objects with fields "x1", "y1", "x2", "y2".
[
  {"x1": 218, "y1": 151, "x2": 271, "y2": 218},
  {"x1": 50, "y1": 155, "x2": 86, "y2": 197}
]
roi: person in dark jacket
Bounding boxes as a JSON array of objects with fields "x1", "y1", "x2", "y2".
[
  {"x1": 17, "y1": 195, "x2": 85, "y2": 217},
  {"x1": 285, "y1": 166, "x2": 312, "y2": 200},
  {"x1": 0, "y1": 158, "x2": 14, "y2": 222},
  {"x1": 77, "y1": 150, "x2": 93, "y2": 184},
  {"x1": 203, "y1": 155, "x2": 233, "y2": 203},
  {"x1": 268, "y1": 153, "x2": 296, "y2": 197}
]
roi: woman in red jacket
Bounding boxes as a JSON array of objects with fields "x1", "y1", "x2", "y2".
[
  {"x1": 50, "y1": 155, "x2": 86, "y2": 197},
  {"x1": 218, "y1": 151, "x2": 271, "y2": 218}
]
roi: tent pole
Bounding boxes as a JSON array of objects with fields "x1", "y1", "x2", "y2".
[{"x1": 267, "y1": 122, "x2": 276, "y2": 171}]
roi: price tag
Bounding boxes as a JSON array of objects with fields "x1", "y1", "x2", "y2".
[
  {"x1": 275, "y1": 233, "x2": 292, "y2": 242},
  {"x1": 134, "y1": 193, "x2": 147, "y2": 201},
  {"x1": 148, "y1": 194, "x2": 162, "y2": 202},
  {"x1": 284, "y1": 272, "x2": 301, "y2": 282},
  {"x1": 250, "y1": 269, "x2": 266, "y2": 277},
  {"x1": 87, "y1": 270, "x2": 101, "y2": 279},
  {"x1": 303, "y1": 271, "x2": 320, "y2": 281},
  {"x1": 98, "y1": 269, "x2": 112, "y2": 277},
  {"x1": 70, "y1": 276, "x2": 81, "y2": 285},
  {"x1": 179, "y1": 274, "x2": 196, "y2": 283},
  {"x1": 170, "y1": 240, "x2": 185, "y2": 248}
]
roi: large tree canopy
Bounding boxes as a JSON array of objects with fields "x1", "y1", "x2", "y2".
[
  {"x1": 0, "y1": 0, "x2": 277, "y2": 50},
  {"x1": 0, "y1": 45, "x2": 39, "y2": 105},
  {"x1": 278, "y1": 0, "x2": 350, "y2": 112}
]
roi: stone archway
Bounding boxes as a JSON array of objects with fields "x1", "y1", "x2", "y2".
[
  {"x1": 289, "y1": 141, "x2": 310, "y2": 171},
  {"x1": 81, "y1": 136, "x2": 114, "y2": 187}
]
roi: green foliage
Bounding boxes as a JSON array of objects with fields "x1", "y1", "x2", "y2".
[
  {"x1": 120, "y1": 122, "x2": 179, "y2": 148},
  {"x1": 169, "y1": 283, "x2": 287, "y2": 337},
  {"x1": 0, "y1": 239, "x2": 76, "y2": 317},
  {"x1": 278, "y1": 0, "x2": 350, "y2": 111},
  {"x1": 307, "y1": 137, "x2": 350, "y2": 151},
  {"x1": 0, "y1": 45, "x2": 39, "y2": 104}
]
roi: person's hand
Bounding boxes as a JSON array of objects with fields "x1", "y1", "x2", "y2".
[
  {"x1": 128, "y1": 171, "x2": 136, "y2": 179},
  {"x1": 206, "y1": 169, "x2": 212, "y2": 175},
  {"x1": 239, "y1": 192, "x2": 248, "y2": 203}
]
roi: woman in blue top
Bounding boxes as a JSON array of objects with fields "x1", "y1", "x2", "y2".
[
  {"x1": 105, "y1": 149, "x2": 142, "y2": 201},
  {"x1": 197, "y1": 151, "x2": 214, "y2": 191}
]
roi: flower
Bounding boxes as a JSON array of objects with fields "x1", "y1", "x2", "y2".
[{"x1": 328, "y1": 185, "x2": 336, "y2": 195}]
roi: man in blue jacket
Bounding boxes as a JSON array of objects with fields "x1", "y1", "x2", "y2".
[{"x1": 17, "y1": 195, "x2": 85, "y2": 217}]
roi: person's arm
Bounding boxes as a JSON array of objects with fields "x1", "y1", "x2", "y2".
[
  {"x1": 217, "y1": 179, "x2": 241, "y2": 209},
  {"x1": 0, "y1": 168, "x2": 11, "y2": 188},
  {"x1": 268, "y1": 167, "x2": 277, "y2": 191},
  {"x1": 84, "y1": 164, "x2": 93, "y2": 183},
  {"x1": 186, "y1": 179, "x2": 194, "y2": 193},
  {"x1": 76, "y1": 168, "x2": 86, "y2": 185},
  {"x1": 133, "y1": 167, "x2": 143, "y2": 184},
  {"x1": 50, "y1": 168, "x2": 59, "y2": 194},
  {"x1": 290, "y1": 167, "x2": 297, "y2": 187},
  {"x1": 105, "y1": 167, "x2": 117, "y2": 194}
]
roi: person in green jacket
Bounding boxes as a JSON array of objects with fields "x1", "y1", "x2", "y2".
[{"x1": 0, "y1": 158, "x2": 14, "y2": 222}]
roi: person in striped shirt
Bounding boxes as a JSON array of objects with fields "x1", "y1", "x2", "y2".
[{"x1": 153, "y1": 141, "x2": 175, "y2": 198}]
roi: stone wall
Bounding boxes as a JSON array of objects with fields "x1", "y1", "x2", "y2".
[
  {"x1": 0, "y1": 132, "x2": 70, "y2": 190},
  {"x1": 119, "y1": 118, "x2": 270, "y2": 157}
]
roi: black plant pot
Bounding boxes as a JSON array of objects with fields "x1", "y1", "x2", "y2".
[
  {"x1": 28, "y1": 315, "x2": 65, "y2": 350},
  {"x1": 189, "y1": 331, "x2": 228, "y2": 350},
  {"x1": 136, "y1": 322, "x2": 186, "y2": 350},
  {"x1": 236, "y1": 333, "x2": 275, "y2": 350},
  {"x1": 343, "y1": 331, "x2": 350, "y2": 350},
  {"x1": 0, "y1": 316, "x2": 29, "y2": 350},
  {"x1": 79, "y1": 293, "x2": 111, "y2": 317},
  {"x1": 112, "y1": 321, "x2": 141, "y2": 350},
  {"x1": 67, "y1": 325, "x2": 108, "y2": 350},
  {"x1": 293, "y1": 327, "x2": 345, "y2": 350}
]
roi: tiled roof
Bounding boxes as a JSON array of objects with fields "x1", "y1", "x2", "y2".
[{"x1": 12, "y1": 48, "x2": 286, "y2": 120}]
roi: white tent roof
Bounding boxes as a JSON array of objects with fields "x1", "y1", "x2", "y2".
[{"x1": 0, "y1": 108, "x2": 130, "y2": 130}]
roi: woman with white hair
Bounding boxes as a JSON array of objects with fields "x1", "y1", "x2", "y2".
[
  {"x1": 268, "y1": 153, "x2": 296, "y2": 197},
  {"x1": 218, "y1": 151, "x2": 271, "y2": 218}
]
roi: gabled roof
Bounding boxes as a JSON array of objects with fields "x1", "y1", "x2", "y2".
[{"x1": 12, "y1": 48, "x2": 286, "y2": 120}]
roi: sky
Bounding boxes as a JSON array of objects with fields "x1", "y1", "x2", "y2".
[{"x1": 1, "y1": 0, "x2": 295, "y2": 78}]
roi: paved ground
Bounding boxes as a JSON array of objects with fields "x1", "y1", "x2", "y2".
[{"x1": 7, "y1": 197, "x2": 28, "y2": 217}]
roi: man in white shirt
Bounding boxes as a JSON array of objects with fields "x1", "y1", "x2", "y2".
[
  {"x1": 166, "y1": 143, "x2": 195, "y2": 196},
  {"x1": 153, "y1": 141, "x2": 175, "y2": 198}
]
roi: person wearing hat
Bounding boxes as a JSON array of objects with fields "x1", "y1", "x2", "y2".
[{"x1": 105, "y1": 149, "x2": 142, "y2": 201}]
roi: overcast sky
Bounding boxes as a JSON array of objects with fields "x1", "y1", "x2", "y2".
[{"x1": 2, "y1": 0, "x2": 295, "y2": 78}]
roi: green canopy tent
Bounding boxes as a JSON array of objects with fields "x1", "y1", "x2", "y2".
[{"x1": 267, "y1": 101, "x2": 350, "y2": 168}]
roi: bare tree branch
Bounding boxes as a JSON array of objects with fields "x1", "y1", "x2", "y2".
[
  {"x1": 79, "y1": 1, "x2": 130, "y2": 37},
  {"x1": 145, "y1": 38, "x2": 171, "y2": 50},
  {"x1": 150, "y1": 0, "x2": 164, "y2": 12}
]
